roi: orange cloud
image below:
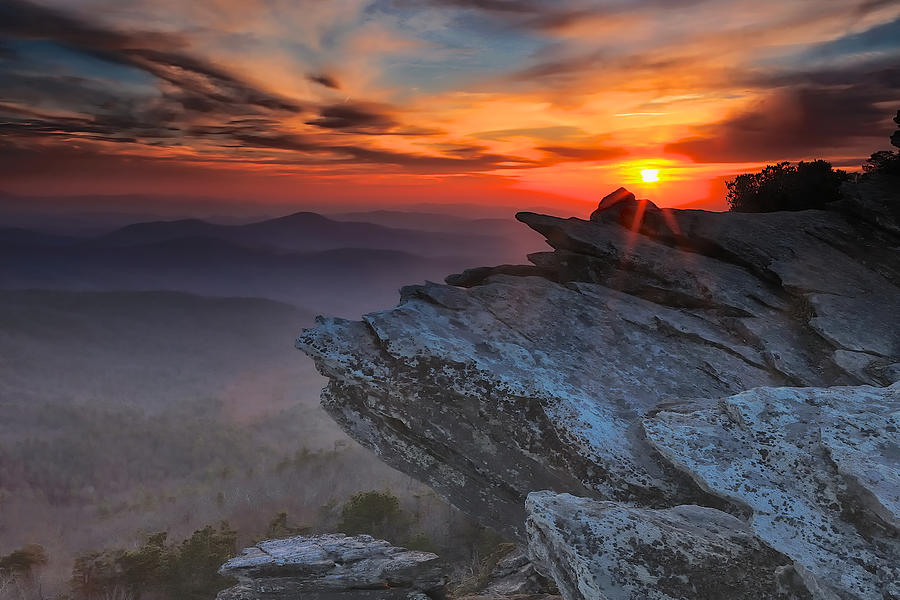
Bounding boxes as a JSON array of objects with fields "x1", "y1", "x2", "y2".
[{"x1": 2, "y1": 0, "x2": 898, "y2": 212}]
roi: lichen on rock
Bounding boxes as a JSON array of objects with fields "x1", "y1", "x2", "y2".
[{"x1": 525, "y1": 492, "x2": 814, "y2": 600}]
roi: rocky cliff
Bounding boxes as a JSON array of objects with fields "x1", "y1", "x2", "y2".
[{"x1": 297, "y1": 178, "x2": 899, "y2": 599}]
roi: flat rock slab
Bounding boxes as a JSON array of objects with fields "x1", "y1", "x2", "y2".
[{"x1": 217, "y1": 534, "x2": 446, "y2": 600}]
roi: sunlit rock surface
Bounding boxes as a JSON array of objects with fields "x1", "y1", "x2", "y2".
[
  {"x1": 217, "y1": 534, "x2": 446, "y2": 600},
  {"x1": 297, "y1": 177, "x2": 900, "y2": 599}
]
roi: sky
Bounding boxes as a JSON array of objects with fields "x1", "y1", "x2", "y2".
[{"x1": 1, "y1": 0, "x2": 899, "y2": 213}]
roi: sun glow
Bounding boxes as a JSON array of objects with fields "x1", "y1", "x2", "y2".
[{"x1": 640, "y1": 168, "x2": 660, "y2": 183}]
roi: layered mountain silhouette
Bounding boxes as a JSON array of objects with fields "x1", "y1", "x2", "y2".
[
  {"x1": 0, "y1": 211, "x2": 541, "y2": 316},
  {"x1": 88, "y1": 211, "x2": 517, "y2": 258},
  {"x1": 0, "y1": 227, "x2": 76, "y2": 246}
]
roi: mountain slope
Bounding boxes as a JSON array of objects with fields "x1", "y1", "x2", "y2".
[
  {"x1": 92, "y1": 211, "x2": 518, "y2": 259},
  {"x1": 0, "y1": 237, "x2": 482, "y2": 315}
]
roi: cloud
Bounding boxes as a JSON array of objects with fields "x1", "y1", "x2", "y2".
[
  {"x1": 473, "y1": 126, "x2": 589, "y2": 141},
  {"x1": 538, "y1": 145, "x2": 628, "y2": 162},
  {"x1": 0, "y1": 0, "x2": 302, "y2": 115},
  {"x1": 421, "y1": 0, "x2": 536, "y2": 14},
  {"x1": 0, "y1": 0, "x2": 175, "y2": 49},
  {"x1": 421, "y1": 0, "x2": 601, "y2": 35},
  {"x1": 307, "y1": 73, "x2": 341, "y2": 89},
  {"x1": 666, "y1": 63, "x2": 900, "y2": 162},
  {"x1": 231, "y1": 132, "x2": 533, "y2": 172},
  {"x1": 306, "y1": 103, "x2": 399, "y2": 132},
  {"x1": 0, "y1": 0, "x2": 510, "y2": 175},
  {"x1": 0, "y1": 40, "x2": 15, "y2": 58},
  {"x1": 424, "y1": 0, "x2": 708, "y2": 32},
  {"x1": 304, "y1": 102, "x2": 442, "y2": 135},
  {"x1": 3, "y1": 0, "x2": 900, "y2": 191}
]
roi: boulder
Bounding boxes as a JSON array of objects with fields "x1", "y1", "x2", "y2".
[
  {"x1": 643, "y1": 383, "x2": 900, "y2": 599},
  {"x1": 525, "y1": 492, "x2": 814, "y2": 600},
  {"x1": 217, "y1": 534, "x2": 447, "y2": 600}
]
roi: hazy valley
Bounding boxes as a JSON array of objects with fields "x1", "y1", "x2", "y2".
[{"x1": 0, "y1": 208, "x2": 541, "y2": 597}]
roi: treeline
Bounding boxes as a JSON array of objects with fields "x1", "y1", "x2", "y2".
[
  {"x1": 69, "y1": 523, "x2": 237, "y2": 600},
  {"x1": 2, "y1": 524, "x2": 235, "y2": 600},
  {"x1": 727, "y1": 109, "x2": 899, "y2": 212},
  {"x1": 1, "y1": 489, "x2": 506, "y2": 600},
  {"x1": 0, "y1": 399, "x2": 258, "y2": 505}
]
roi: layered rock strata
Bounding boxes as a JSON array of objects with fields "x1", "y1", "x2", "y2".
[{"x1": 296, "y1": 180, "x2": 900, "y2": 599}]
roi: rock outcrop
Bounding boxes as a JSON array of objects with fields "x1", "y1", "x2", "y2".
[
  {"x1": 521, "y1": 381, "x2": 899, "y2": 599},
  {"x1": 644, "y1": 383, "x2": 899, "y2": 599},
  {"x1": 525, "y1": 492, "x2": 814, "y2": 600},
  {"x1": 217, "y1": 534, "x2": 447, "y2": 599},
  {"x1": 296, "y1": 178, "x2": 900, "y2": 599}
]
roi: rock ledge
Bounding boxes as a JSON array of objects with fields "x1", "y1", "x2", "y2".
[
  {"x1": 217, "y1": 534, "x2": 447, "y2": 600},
  {"x1": 296, "y1": 180, "x2": 900, "y2": 599}
]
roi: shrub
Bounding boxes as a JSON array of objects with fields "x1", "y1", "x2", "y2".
[
  {"x1": 861, "y1": 110, "x2": 900, "y2": 175},
  {"x1": 403, "y1": 531, "x2": 438, "y2": 554},
  {"x1": 726, "y1": 160, "x2": 849, "y2": 212},
  {"x1": 0, "y1": 544, "x2": 48, "y2": 576},
  {"x1": 337, "y1": 490, "x2": 410, "y2": 542},
  {"x1": 0, "y1": 544, "x2": 48, "y2": 599},
  {"x1": 263, "y1": 512, "x2": 309, "y2": 540},
  {"x1": 70, "y1": 522, "x2": 236, "y2": 600},
  {"x1": 863, "y1": 150, "x2": 900, "y2": 175}
]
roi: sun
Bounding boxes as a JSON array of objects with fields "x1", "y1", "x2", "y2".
[{"x1": 640, "y1": 168, "x2": 660, "y2": 183}]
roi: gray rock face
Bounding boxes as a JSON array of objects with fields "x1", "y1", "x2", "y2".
[
  {"x1": 525, "y1": 492, "x2": 814, "y2": 600},
  {"x1": 644, "y1": 383, "x2": 900, "y2": 599},
  {"x1": 296, "y1": 179, "x2": 900, "y2": 599},
  {"x1": 217, "y1": 534, "x2": 446, "y2": 600},
  {"x1": 522, "y1": 382, "x2": 900, "y2": 600}
]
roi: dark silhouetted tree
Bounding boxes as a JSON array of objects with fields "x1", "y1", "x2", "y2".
[
  {"x1": 726, "y1": 160, "x2": 849, "y2": 212},
  {"x1": 862, "y1": 110, "x2": 900, "y2": 175},
  {"x1": 892, "y1": 109, "x2": 900, "y2": 149},
  {"x1": 863, "y1": 150, "x2": 900, "y2": 175}
]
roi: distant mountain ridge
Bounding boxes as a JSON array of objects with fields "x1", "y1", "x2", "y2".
[
  {"x1": 329, "y1": 209, "x2": 535, "y2": 238},
  {"x1": 89, "y1": 210, "x2": 516, "y2": 259},
  {"x1": 0, "y1": 227, "x2": 76, "y2": 246},
  {"x1": 0, "y1": 234, "x2": 494, "y2": 316},
  {"x1": 0, "y1": 209, "x2": 545, "y2": 315}
]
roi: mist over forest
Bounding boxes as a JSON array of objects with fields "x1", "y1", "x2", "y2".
[{"x1": 0, "y1": 206, "x2": 542, "y2": 597}]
